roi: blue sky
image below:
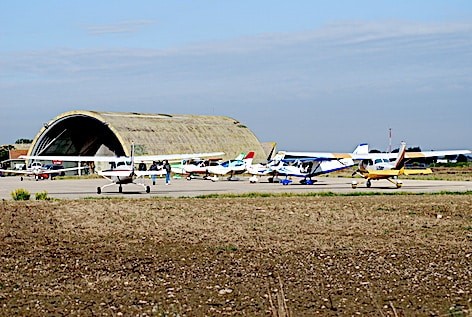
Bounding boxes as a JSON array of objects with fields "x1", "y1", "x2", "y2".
[{"x1": 1, "y1": 1, "x2": 471, "y2": 152}]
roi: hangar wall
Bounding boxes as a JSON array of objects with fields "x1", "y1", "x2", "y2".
[{"x1": 29, "y1": 110, "x2": 270, "y2": 162}]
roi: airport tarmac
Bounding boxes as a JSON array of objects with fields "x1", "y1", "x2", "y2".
[{"x1": 1, "y1": 175, "x2": 471, "y2": 200}]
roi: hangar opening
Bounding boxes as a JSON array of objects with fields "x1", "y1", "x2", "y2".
[{"x1": 31, "y1": 114, "x2": 125, "y2": 157}]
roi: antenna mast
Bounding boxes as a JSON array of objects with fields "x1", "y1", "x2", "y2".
[{"x1": 388, "y1": 128, "x2": 392, "y2": 153}]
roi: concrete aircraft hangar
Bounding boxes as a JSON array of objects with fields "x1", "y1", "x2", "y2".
[{"x1": 28, "y1": 110, "x2": 272, "y2": 163}]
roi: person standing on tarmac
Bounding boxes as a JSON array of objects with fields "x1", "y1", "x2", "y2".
[
  {"x1": 163, "y1": 160, "x2": 171, "y2": 185},
  {"x1": 149, "y1": 161, "x2": 158, "y2": 185}
]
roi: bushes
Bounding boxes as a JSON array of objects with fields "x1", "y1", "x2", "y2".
[
  {"x1": 11, "y1": 188, "x2": 31, "y2": 200},
  {"x1": 35, "y1": 191, "x2": 50, "y2": 201},
  {"x1": 11, "y1": 189, "x2": 50, "y2": 201}
]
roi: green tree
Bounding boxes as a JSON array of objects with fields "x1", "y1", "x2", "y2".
[{"x1": 0, "y1": 145, "x2": 14, "y2": 162}]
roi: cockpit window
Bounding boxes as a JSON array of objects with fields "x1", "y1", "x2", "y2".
[{"x1": 374, "y1": 159, "x2": 383, "y2": 164}]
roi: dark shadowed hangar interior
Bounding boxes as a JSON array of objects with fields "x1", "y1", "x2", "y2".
[{"x1": 29, "y1": 110, "x2": 274, "y2": 163}]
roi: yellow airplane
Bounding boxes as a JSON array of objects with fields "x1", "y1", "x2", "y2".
[{"x1": 350, "y1": 142, "x2": 469, "y2": 189}]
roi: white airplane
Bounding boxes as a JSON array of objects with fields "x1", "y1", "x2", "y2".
[
  {"x1": 205, "y1": 151, "x2": 256, "y2": 181},
  {"x1": 21, "y1": 146, "x2": 224, "y2": 194},
  {"x1": 350, "y1": 142, "x2": 471, "y2": 188},
  {"x1": 171, "y1": 156, "x2": 224, "y2": 180},
  {"x1": 265, "y1": 144, "x2": 369, "y2": 185},
  {"x1": 0, "y1": 161, "x2": 85, "y2": 181}
]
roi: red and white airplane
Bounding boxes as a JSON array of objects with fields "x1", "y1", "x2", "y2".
[
  {"x1": 205, "y1": 151, "x2": 256, "y2": 181},
  {"x1": 0, "y1": 161, "x2": 85, "y2": 181},
  {"x1": 21, "y1": 145, "x2": 224, "y2": 194}
]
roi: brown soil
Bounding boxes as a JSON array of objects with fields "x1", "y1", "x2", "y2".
[{"x1": 1, "y1": 195, "x2": 471, "y2": 316}]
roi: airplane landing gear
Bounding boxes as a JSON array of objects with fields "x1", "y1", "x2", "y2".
[
  {"x1": 118, "y1": 185, "x2": 123, "y2": 193},
  {"x1": 97, "y1": 187, "x2": 101, "y2": 194},
  {"x1": 249, "y1": 175, "x2": 258, "y2": 183},
  {"x1": 351, "y1": 181, "x2": 358, "y2": 189},
  {"x1": 146, "y1": 185, "x2": 151, "y2": 193},
  {"x1": 366, "y1": 180, "x2": 372, "y2": 188}
]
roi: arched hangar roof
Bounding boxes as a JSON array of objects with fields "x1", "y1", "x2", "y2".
[{"x1": 29, "y1": 110, "x2": 269, "y2": 162}]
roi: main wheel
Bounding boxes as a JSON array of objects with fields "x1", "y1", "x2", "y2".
[
  {"x1": 118, "y1": 185, "x2": 122, "y2": 193},
  {"x1": 366, "y1": 180, "x2": 371, "y2": 188},
  {"x1": 97, "y1": 187, "x2": 101, "y2": 194},
  {"x1": 146, "y1": 186, "x2": 150, "y2": 193}
]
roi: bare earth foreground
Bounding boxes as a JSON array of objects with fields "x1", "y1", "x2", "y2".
[{"x1": 1, "y1": 195, "x2": 471, "y2": 316}]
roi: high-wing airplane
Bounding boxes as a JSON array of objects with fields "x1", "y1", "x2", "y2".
[
  {"x1": 21, "y1": 146, "x2": 224, "y2": 194},
  {"x1": 264, "y1": 144, "x2": 369, "y2": 185},
  {"x1": 205, "y1": 151, "x2": 255, "y2": 181},
  {"x1": 350, "y1": 142, "x2": 471, "y2": 188},
  {"x1": 0, "y1": 162, "x2": 85, "y2": 181}
]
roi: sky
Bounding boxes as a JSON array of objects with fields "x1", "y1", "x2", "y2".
[{"x1": 1, "y1": 1, "x2": 471, "y2": 152}]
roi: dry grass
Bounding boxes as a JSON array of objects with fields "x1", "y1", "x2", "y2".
[{"x1": 0, "y1": 195, "x2": 471, "y2": 316}]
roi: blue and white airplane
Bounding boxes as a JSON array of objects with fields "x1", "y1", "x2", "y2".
[{"x1": 262, "y1": 144, "x2": 369, "y2": 185}]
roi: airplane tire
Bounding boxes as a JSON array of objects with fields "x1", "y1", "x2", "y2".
[
  {"x1": 366, "y1": 180, "x2": 371, "y2": 188},
  {"x1": 20, "y1": 177, "x2": 23, "y2": 181},
  {"x1": 396, "y1": 183, "x2": 402, "y2": 188},
  {"x1": 97, "y1": 187, "x2": 101, "y2": 194},
  {"x1": 351, "y1": 183, "x2": 357, "y2": 189},
  {"x1": 146, "y1": 186, "x2": 150, "y2": 193},
  {"x1": 119, "y1": 186, "x2": 122, "y2": 193}
]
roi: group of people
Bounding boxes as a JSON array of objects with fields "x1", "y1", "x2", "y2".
[{"x1": 138, "y1": 160, "x2": 171, "y2": 186}]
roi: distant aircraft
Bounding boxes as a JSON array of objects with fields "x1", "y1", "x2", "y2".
[
  {"x1": 266, "y1": 144, "x2": 369, "y2": 185},
  {"x1": 171, "y1": 156, "x2": 224, "y2": 180},
  {"x1": 0, "y1": 161, "x2": 85, "y2": 181},
  {"x1": 205, "y1": 151, "x2": 256, "y2": 181},
  {"x1": 350, "y1": 142, "x2": 471, "y2": 188},
  {"x1": 21, "y1": 146, "x2": 224, "y2": 194}
]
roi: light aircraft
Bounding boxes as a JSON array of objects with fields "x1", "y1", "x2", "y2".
[
  {"x1": 21, "y1": 146, "x2": 224, "y2": 194},
  {"x1": 170, "y1": 156, "x2": 224, "y2": 180},
  {"x1": 263, "y1": 144, "x2": 369, "y2": 185},
  {"x1": 350, "y1": 142, "x2": 471, "y2": 188},
  {"x1": 0, "y1": 161, "x2": 85, "y2": 181},
  {"x1": 205, "y1": 151, "x2": 255, "y2": 181}
]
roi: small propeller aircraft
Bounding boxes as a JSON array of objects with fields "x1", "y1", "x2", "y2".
[
  {"x1": 205, "y1": 151, "x2": 256, "y2": 181},
  {"x1": 0, "y1": 161, "x2": 85, "y2": 181},
  {"x1": 171, "y1": 156, "x2": 224, "y2": 180},
  {"x1": 350, "y1": 142, "x2": 471, "y2": 188},
  {"x1": 265, "y1": 144, "x2": 369, "y2": 185},
  {"x1": 21, "y1": 145, "x2": 224, "y2": 194}
]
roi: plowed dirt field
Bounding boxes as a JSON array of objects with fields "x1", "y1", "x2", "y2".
[{"x1": 1, "y1": 195, "x2": 471, "y2": 316}]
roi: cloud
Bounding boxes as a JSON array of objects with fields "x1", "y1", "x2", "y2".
[
  {"x1": 1, "y1": 21, "x2": 471, "y2": 149},
  {"x1": 84, "y1": 20, "x2": 155, "y2": 35}
]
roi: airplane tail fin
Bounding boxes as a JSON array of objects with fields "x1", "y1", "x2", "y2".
[
  {"x1": 352, "y1": 143, "x2": 369, "y2": 155},
  {"x1": 243, "y1": 151, "x2": 255, "y2": 167},
  {"x1": 393, "y1": 142, "x2": 407, "y2": 169},
  {"x1": 234, "y1": 152, "x2": 246, "y2": 161}
]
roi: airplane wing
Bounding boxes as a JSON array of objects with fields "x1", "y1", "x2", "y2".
[
  {"x1": 20, "y1": 152, "x2": 225, "y2": 163},
  {"x1": 352, "y1": 149, "x2": 471, "y2": 160},
  {"x1": 20, "y1": 155, "x2": 127, "y2": 162},
  {"x1": 403, "y1": 168, "x2": 433, "y2": 175},
  {"x1": 278, "y1": 151, "x2": 355, "y2": 161},
  {"x1": 404, "y1": 150, "x2": 471, "y2": 159},
  {"x1": 135, "y1": 152, "x2": 225, "y2": 163},
  {"x1": 0, "y1": 169, "x2": 35, "y2": 175},
  {"x1": 0, "y1": 166, "x2": 85, "y2": 175}
]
